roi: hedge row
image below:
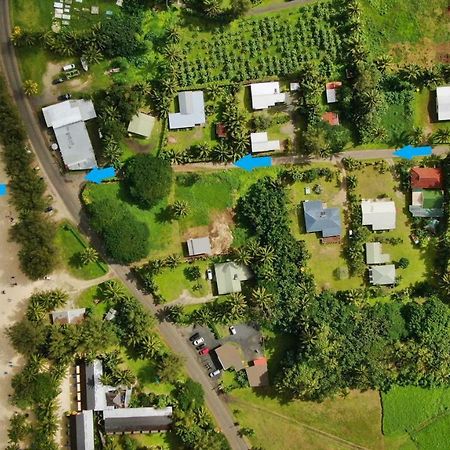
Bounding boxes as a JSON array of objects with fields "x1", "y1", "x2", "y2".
[{"x1": 0, "y1": 74, "x2": 57, "y2": 279}]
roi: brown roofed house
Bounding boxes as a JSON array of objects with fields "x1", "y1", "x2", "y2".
[
  {"x1": 245, "y1": 358, "x2": 269, "y2": 387},
  {"x1": 214, "y1": 343, "x2": 245, "y2": 371},
  {"x1": 410, "y1": 167, "x2": 443, "y2": 189}
]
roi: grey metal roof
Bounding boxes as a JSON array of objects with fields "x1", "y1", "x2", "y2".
[
  {"x1": 168, "y1": 91, "x2": 205, "y2": 129},
  {"x1": 103, "y1": 407, "x2": 173, "y2": 434},
  {"x1": 51, "y1": 308, "x2": 86, "y2": 324},
  {"x1": 303, "y1": 201, "x2": 341, "y2": 237},
  {"x1": 214, "y1": 262, "x2": 252, "y2": 295},
  {"x1": 369, "y1": 265, "x2": 396, "y2": 285},
  {"x1": 70, "y1": 410, "x2": 94, "y2": 450},
  {"x1": 54, "y1": 121, "x2": 97, "y2": 170},
  {"x1": 187, "y1": 237, "x2": 212, "y2": 256},
  {"x1": 365, "y1": 243, "x2": 390, "y2": 265},
  {"x1": 84, "y1": 359, "x2": 108, "y2": 411}
]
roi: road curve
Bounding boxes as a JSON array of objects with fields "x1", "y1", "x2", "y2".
[{"x1": 0, "y1": 2, "x2": 248, "y2": 449}]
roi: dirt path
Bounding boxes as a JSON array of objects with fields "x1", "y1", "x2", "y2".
[
  {"x1": 166, "y1": 290, "x2": 216, "y2": 306},
  {"x1": 231, "y1": 398, "x2": 370, "y2": 450}
]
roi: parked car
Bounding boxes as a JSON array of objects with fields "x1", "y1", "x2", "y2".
[
  {"x1": 229, "y1": 325, "x2": 236, "y2": 335},
  {"x1": 209, "y1": 369, "x2": 220, "y2": 378},
  {"x1": 62, "y1": 63, "x2": 76, "y2": 72},
  {"x1": 58, "y1": 93, "x2": 71, "y2": 101},
  {"x1": 199, "y1": 347, "x2": 210, "y2": 355},
  {"x1": 52, "y1": 77, "x2": 65, "y2": 85},
  {"x1": 189, "y1": 332, "x2": 200, "y2": 342},
  {"x1": 206, "y1": 269, "x2": 213, "y2": 280},
  {"x1": 193, "y1": 337, "x2": 204, "y2": 346}
]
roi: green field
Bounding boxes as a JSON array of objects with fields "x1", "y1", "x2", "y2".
[
  {"x1": 354, "y1": 165, "x2": 436, "y2": 289},
  {"x1": 54, "y1": 222, "x2": 108, "y2": 280},
  {"x1": 382, "y1": 385, "x2": 450, "y2": 450}
]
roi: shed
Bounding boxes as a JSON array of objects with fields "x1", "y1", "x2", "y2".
[
  {"x1": 214, "y1": 343, "x2": 245, "y2": 371},
  {"x1": 250, "y1": 82, "x2": 286, "y2": 110},
  {"x1": 103, "y1": 407, "x2": 173, "y2": 434},
  {"x1": 369, "y1": 265, "x2": 396, "y2": 285},
  {"x1": 365, "y1": 242, "x2": 390, "y2": 264},
  {"x1": 250, "y1": 132, "x2": 280, "y2": 153},
  {"x1": 290, "y1": 82, "x2": 300, "y2": 91},
  {"x1": 214, "y1": 262, "x2": 252, "y2": 295},
  {"x1": 361, "y1": 200, "x2": 396, "y2": 230},
  {"x1": 127, "y1": 113, "x2": 155, "y2": 138},
  {"x1": 436, "y1": 86, "x2": 450, "y2": 121},
  {"x1": 168, "y1": 91, "x2": 206, "y2": 129},
  {"x1": 51, "y1": 308, "x2": 86, "y2": 325},
  {"x1": 186, "y1": 237, "x2": 212, "y2": 256},
  {"x1": 303, "y1": 201, "x2": 341, "y2": 237},
  {"x1": 325, "y1": 81, "x2": 342, "y2": 103}
]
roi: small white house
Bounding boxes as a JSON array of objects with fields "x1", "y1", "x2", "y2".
[
  {"x1": 436, "y1": 86, "x2": 450, "y2": 121},
  {"x1": 250, "y1": 82, "x2": 286, "y2": 110},
  {"x1": 361, "y1": 200, "x2": 396, "y2": 231},
  {"x1": 250, "y1": 132, "x2": 280, "y2": 153}
]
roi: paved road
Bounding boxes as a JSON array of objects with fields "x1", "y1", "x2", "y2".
[{"x1": 0, "y1": 4, "x2": 248, "y2": 449}]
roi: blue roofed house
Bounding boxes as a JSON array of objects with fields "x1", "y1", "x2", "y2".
[
  {"x1": 302, "y1": 201, "x2": 341, "y2": 240},
  {"x1": 168, "y1": 91, "x2": 206, "y2": 129}
]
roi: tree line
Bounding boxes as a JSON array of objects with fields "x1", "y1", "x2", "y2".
[{"x1": 0, "y1": 75, "x2": 57, "y2": 279}]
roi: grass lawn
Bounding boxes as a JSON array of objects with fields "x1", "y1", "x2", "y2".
[
  {"x1": 354, "y1": 166, "x2": 435, "y2": 289},
  {"x1": 413, "y1": 88, "x2": 450, "y2": 134},
  {"x1": 54, "y1": 222, "x2": 108, "y2": 280},
  {"x1": 123, "y1": 432, "x2": 180, "y2": 450},
  {"x1": 153, "y1": 260, "x2": 212, "y2": 302},
  {"x1": 15, "y1": 47, "x2": 51, "y2": 93},
  {"x1": 382, "y1": 385, "x2": 450, "y2": 450},
  {"x1": 75, "y1": 285, "x2": 109, "y2": 319}
]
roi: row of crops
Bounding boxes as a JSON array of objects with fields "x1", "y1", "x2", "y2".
[{"x1": 174, "y1": 1, "x2": 348, "y2": 87}]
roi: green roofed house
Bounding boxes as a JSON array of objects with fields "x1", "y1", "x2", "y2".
[
  {"x1": 214, "y1": 262, "x2": 252, "y2": 295},
  {"x1": 127, "y1": 112, "x2": 155, "y2": 138},
  {"x1": 409, "y1": 189, "x2": 444, "y2": 218}
]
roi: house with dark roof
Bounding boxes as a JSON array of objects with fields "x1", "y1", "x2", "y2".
[
  {"x1": 410, "y1": 167, "x2": 443, "y2": 189},
  {"x1": 302, "y1": 201, "x2": 341, "y2": 238},
  {"x1": 245, "y1": 358, "x2": 269, "y2": 387},
  {"x1": 70, "y1": 411, "x2": 94, "y2": 450},
  {"x1": 103, "y1": 407, "x2": 173, "y2": 434},
  {"x1": 214, "y1": 343, "x2": 245, "y2": 371}
]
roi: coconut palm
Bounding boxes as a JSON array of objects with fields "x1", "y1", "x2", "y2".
[
  {"x1": 251, "y1": 286, "x2": 274, "y2": 317},
  {"x1": 45, "y1": 289, "x2": 69, "y2": 309},
  {"x1": 257, "y1": 245, "x2": 275, "y2": 264},
  {"x1": 23, "y1": 80, "x2": 38, "y2": 96},
  {"x1": 80, "y1": 247, "x2": 99, "y2": 265},
  {"x1": 101, "y1": 280, "x2": 126, "y2": 302},
  {"x1": 166, "y1": 27, "x2": 180, "y2": 45},
  {"x1": 431, "y1": 128, "x2": 450, "y2": 144},
  {"x1": 26, "y1": 300, "x2": 46, "y2": 322},
  {"x1": 192, "y1": 307, "x2": 212, "y2": 325},
  {"x1": 99, "y1": 372, "x2": 114, "y2": 386},
  {"x1": 440, "y1": 273, "x2": 450, "y2": 297},
  {"x1": 10, "y1": 26, "x2": 22, "y2": 46},
  {"x1": 139, "y1": 333, "x2": 162, "y2": 358},
  {"x1": 82, "y1": 45, "x2": 103, "y2": 65},
  {"x1": 226, "y1": 292, "x2": 247, "y2": 321},
  {"x1": 235, "y1": 246, "x2": 252, "y2": 265},
  {"x1": 172, "y1": 200, "x2": 189, "y2": 218},
  {"x1": 165, "y1": 253, "x2": 181, "y2": 269},
  {"x1": 204, "y1": 0, "x2": 222, "y2": 17},
  {"x1": 103, "y1": 140, "x2": 122, "y2": 168},
  {"x1": 113, "y1": 369, "x2": 135, "y2": 387}
]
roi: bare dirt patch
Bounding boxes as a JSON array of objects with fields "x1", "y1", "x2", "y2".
[
  {"x1": 167, "y1": 136, "x2": 177, "y2": 144},
  {"x1": 389, "y1": 38, "x2": 442, "y2": 68},
  {"x1": 124, "y1": 137, "x2": 153, "y2": 154},
  {"x1": 66, "y1": 75, "x2": 92, "y2": 92},
  {"x1": 209, "y1": 209, "x2": 234, "y2": 255},
  {"x1": 35, "y1": 61, "x2": 61, "y2": 107},
  {"x1": 183, "y1": 225, "x2": 210, "y2": 241}
]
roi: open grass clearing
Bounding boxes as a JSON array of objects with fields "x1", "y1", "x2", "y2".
[
  {"x1": 412, "y1": 414, "x2": 450, "y2": 450},
  {"x1": 75, "y1": 285, "x2": 110, "y2": 319},
  {"x1": 153, "y1": 260, "x2": 212, "y2": 302},
  {"x1": 354, "y1": 165, "x2": 436, "y2": 289},
  {"x1": 54, "y1": 222, "x2": 108, "y2": 280}
]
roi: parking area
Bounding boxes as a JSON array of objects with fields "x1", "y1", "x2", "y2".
[{"x1": 182, "y1": 323, "x2": 263, "y2": 380}]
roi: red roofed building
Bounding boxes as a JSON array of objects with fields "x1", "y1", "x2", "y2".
[
  {"x1": 253, "y1": 357, "x2": 267, "y2": 366},
  {"x1": 410, "y1": 167, "x2": 443, "y2": 189}
]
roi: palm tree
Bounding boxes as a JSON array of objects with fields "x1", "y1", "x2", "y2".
[
  {"x1": 227, "y1": 292, "x2": 247, "y2": 321},
  {"x1": 166, "y1": 27, "x2": 180, "y2": 45},
  {"x1": 204, "y1": 0, "x2": 222, "y2": 17},
  {"x1": 374, "y1": 54, "x2": 392, "y2": 74},
  {"x1": 139, "y1": 334, "x2": 162, "y2": 358},
  {"x1": 102, "y1": 350, "x2": 123, "y2": 371},
  {"x1": 113, "y1": 369, "x2": 136, "y2": 387},
  {"x1": 82, "y1": 45, "x2": 103, "y2": 65},
  {"x1": 103, "y1": 140, "x2": 122, "y2": 168},
  {"x1": 235, "y1": 246, "x2": 252, "y2": 265},
  {"x1": 192, "y1": 307, "x2": 212, "y2": 325},
  {"x1": 10, "y1": 26, "x2": 22, "y2": 46},
  {"x1": 431, "y1": 128, "x2": 450, "y2": 144},
  {"x1": 165, "y1": 253, "x2": 181, "y2": 269},
  {"x1": 251, "y1": 287, "x2": 274, "y2": 317},
  {"x1": 257, "y1": 245, "x2": 275, "y2": 264},
  {"x1": 26, "y1": 301, "x2": 46, "y2": 322},
  {"x1": 45, "y1": 289, "x2": 69, "y2": 309},
  {"x1": 172, "y1": 200, "x2": 189, "y2": 218},
  {"x1": 23, "y1": 80, "x2": 38, "y2": 96},
  {"x1": 80, "y1": 247, "x2": 99, "y2": 265},
  {"x1": 212, "y1": 142, "x2": 230, "y2": 163},
  {"x1": 440, "y1": 273, "x2": 450, "y2": 296},
  {"x1": 101, "y1": 280, "x2": 126, "y2": 302},
  {"x1": 99, "y1": 372, "x2": 114, "y2": 386}
]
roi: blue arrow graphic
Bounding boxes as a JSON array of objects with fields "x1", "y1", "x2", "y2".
[
  {"x1": 0, "y1": 184, "x2": 7, "y2": 197},
  {"x1": 234, "y1": 154, "x2": 272, "y2": 171},
  {"x1": 85, "y1": 167, "x2": 116, "y2": 184},
  {"x1": 393, "y1": 145, "x2": 432, "y2": 160}
]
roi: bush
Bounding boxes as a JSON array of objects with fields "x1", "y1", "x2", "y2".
[{"x1": 124, "y1": 155, "x2": 173, "y2": 208}]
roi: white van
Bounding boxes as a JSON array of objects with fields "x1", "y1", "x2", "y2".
[{"x1": 62, "y1": 63, "x2": 76, "y2": 72}]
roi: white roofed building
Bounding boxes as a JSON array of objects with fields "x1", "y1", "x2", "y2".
[
  {"x1": 250, "y1": 132, "x2": 280, "y2": 153},
  {"x1": 250, "y1": 82, "x2": 286, "y2": 110},
  {"x1": 436, "y1": 86, "x2": 450, "y2": 121},
  {"x1": 361, "y1": 200, "x2": 396, "y2": 230},
  {"x1": 168, "y1": 91, "x2": 206, "y2": 129},
  {"x1": 42, "y1": 100, "x2": 97, "y2": 170}
]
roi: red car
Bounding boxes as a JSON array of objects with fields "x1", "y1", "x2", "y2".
[{"x1": 199, "y1": 347, "x2": 210, "y2": 355}]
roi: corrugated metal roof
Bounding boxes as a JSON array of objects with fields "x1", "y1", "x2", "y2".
[
  {"x1": 250, "y1": 82, "x2": 286, "y2": 110},
  {"x1": 214, "y1": 262, "x2": 252, "y2": 295},
  {"x1": 361, "y1": 200, "x2": 396, "y2": 230},
  {"x1": 303, "y1": 201, "x2": 341, "y2": 237},
  {"x1": 127, "y1": 112, "x2": 155, "y2": 138},
  {"x1": 187, "y1": 237, "x2": 212, "y2": 256},
  {"x1": 437, "y1": 86, "x2": 450, "y2": 121},
  {"x1": 369, "y1": 265, "x2": 396, "y2": 285},
  {"x1": 168, "y1": 91, "x2": 206, "y2": 129}
]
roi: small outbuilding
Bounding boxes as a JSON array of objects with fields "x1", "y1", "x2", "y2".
[
  {"x1": 127, "y1": 112, "x2": 155, "y2": 138},
  {"x1": 214, "y1": 262, "x2": 252, "y2": 295},
  {"x1": 250, "y1": 132, "x2": 280, "y2": 153},
  {"x1": 436, "y1": 86, "x2": 450, "y2": 121},
  {"x1": 325, "y1": 81, "x2": 342, "y2": 104},
  {"x1": 369, "y1": 265, "x2": 396, "y2": 286},
  {"x1": 361, "y1": 200, "x2": 396, "y2": 231},
  {"x1": 214, "y1": 343, "x2": 245, "y2": 371},
  {"x1": 186, "y1": 237, "x2": 212, "y2": 257},
  {"x1": 365, "y1": 242, "x2": 390, "y2": 265},
  {"x1": 51, "y1": 308, "x2": 86, "y2": 325}
]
